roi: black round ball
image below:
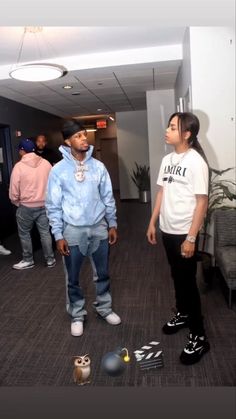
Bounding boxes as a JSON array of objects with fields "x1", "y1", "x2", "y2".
[{"x1": 101, "y1": 352, "x2": 126, "y2": 377}]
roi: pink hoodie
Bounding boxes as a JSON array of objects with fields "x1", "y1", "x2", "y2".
[{"x1": 9, "y1": 153, "x2": 52, "y2": 207}]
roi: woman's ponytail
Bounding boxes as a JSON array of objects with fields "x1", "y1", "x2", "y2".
[{"x1": 190, "y1": 136, "x2": 209, "y2": 165}]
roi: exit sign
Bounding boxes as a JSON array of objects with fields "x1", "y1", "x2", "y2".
[{"x1": 96, "y1": 119, "x2": 107, "y2": 129}]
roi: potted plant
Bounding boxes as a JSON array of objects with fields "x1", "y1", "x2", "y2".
[
  {"x1": 198, "y1": 167, "x2": 236, "y2": 282},
  {"x1": 131, "y1": 162, "x2": 151, "y2": 203}
]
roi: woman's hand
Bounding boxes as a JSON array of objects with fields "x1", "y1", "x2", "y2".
[
  {"x1": 147, "y1": 224, "x2": 157, "y2": 245},
  {"x1": 181, "y1": 240, "x2": 195, "y2": 258}
]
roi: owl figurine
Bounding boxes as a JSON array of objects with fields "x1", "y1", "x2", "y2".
[{"x1": 73, "y1": 354, "x2": 91, "y2": 385}]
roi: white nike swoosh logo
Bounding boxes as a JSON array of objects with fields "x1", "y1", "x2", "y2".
[{"x1": 185, "y1": 346, "x2": 204, "y2": 354}]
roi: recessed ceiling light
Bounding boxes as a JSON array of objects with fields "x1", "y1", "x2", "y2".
[
  {"x1": 63, "y1": 85, "x2": 73, "y2": 89},
  {"x1": 97, "y1": 108, "x2": 102, "y2": 111},
  {"x1": 72, "y1": 92, "x2": 81, "y2": 96},
  {"x1": 97, "y1": 82, "x2": 103, "y2": 85}
]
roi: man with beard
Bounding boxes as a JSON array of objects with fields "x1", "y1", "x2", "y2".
[
  {"x1": 35, "y1": 134, "x2": 61, "y2": 166},
  {"x1": 45, "y1": 120, "x2": 121, "y2": 337}
]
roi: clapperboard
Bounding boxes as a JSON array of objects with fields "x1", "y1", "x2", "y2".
[{"x1": 133, "y1": 341, "x2": 164, "y2": 370}]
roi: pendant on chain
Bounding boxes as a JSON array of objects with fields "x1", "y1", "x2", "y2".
[{"x1": 74, "y1": 170, "x2": 85, "y2": 182}]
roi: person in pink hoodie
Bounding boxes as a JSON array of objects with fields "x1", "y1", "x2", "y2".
[{"x1": 9, "y1": 138, "x2": 56, "y2": 270}]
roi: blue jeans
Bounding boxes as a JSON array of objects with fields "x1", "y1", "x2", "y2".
[
  {"x1": 16, "y1": 205, "x2": 54, "y2": 263},
  {"x1": 63, "y1": 222, "x2": 112, "y2": 321}
]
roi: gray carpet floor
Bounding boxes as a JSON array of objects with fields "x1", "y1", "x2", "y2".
[{"x1": 0, "y1": 198, "x2": 235, "y2": 386}]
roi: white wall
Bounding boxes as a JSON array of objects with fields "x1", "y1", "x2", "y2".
[
  {"x1": 175, "y1": 27, "x2": 235, "y2": 171},
  {"x1": 190, "y1": 27, "x2": 235, "y2": 171},
  {"x1": 146, "y1": 89, "x2": 175, "y2": 208},
  {"x1": 175, "y1": 27, "x2": 192, "y2": 108},
  {"x1": 116, "y1": 110, "x2": 149, "y2": 199}
]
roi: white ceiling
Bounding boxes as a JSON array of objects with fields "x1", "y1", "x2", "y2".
[{"x1": 0, "y1": 27, "x2": 186, "y2": 119}]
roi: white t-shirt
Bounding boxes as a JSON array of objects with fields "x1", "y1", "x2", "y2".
[{"x1": 156, "y1": 148, "x2": 209, "y2": 234}]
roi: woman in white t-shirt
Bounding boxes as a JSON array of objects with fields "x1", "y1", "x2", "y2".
[{"x1": 147, "y1": 112, "x2": 210, "y2": 365}]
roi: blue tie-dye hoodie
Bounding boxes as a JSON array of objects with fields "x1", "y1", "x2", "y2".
[{"x1": 45, "y1": 145, "x2": 117, "y2": 241}]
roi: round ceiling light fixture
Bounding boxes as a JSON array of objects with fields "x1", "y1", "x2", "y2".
[
  {"x1": 9, "y1": 63, "x2": 66, "y2": 82},
  {"x1": 9, "y1": 27, "x2": 68, "y2": 83}
]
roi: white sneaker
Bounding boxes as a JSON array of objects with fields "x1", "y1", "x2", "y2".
[
  {"x1": 13, "y1": 260, "x2": 34, "y2": 270},
  {"x1": 104, "y1": 312, "x2": 121, "y2": 325},
  {"x1": 0, "y1": 245, "x2": 11, "y2": 256},
  {"x1": 71, "y1": 320, "x2": 83, "y2": 337},
  {"x1": 46, "y1": 258, "x2": 56, "y2": 268}
]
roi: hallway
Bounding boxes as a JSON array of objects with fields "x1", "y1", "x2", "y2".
[{"x1": 0, "y1": 198, "x2": 235, "y2": 386}]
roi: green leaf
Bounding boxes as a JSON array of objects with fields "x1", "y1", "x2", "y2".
[
  {"x1": 130, "y1": 162, "x2": 151, "y2": 191},
  {"x1": 201, "y1": 166, "x2": 236, "y2": 251},
  {"x1": 210, "y1": 167, "x2": 234, "y2": 176}
]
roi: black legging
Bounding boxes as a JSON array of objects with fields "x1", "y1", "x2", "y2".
[{"x1": 162, "y1": 232, "x2": 205, "y2": 336}]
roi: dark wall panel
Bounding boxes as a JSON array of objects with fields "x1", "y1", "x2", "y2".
[{"x1": 0, "y1": 96, "x2": 64, "y2": 162}]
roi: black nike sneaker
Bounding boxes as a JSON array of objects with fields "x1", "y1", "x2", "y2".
[
  {"x1": 180, "y1": 333, "x2": 210, "y2": 365},
  {"x1": 162, "y1": 312, "x2": 189, "y2": 334}
]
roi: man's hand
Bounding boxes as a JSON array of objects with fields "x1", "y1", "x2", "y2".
[
  {"x1": 56, "y1": 239, "x2": 70, "y2": 256},
  {"x1": 146, "y1": 224, "x2": 157, "y2": 245},
  {"x1": 108, "y1": 227, "x2": 117, "y2": 245}
]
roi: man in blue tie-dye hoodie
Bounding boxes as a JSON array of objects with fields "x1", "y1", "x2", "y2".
[{"x1": 46, "y1": 120, "x2": 121, "y2": 337}]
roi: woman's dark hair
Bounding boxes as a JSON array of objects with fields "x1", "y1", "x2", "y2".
[{"x1": 168, "y1": 112, "x2": 208, "y2": 165}]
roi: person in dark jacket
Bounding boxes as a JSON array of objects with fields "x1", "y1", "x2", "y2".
[{"x1": 35, "y1": 134, "x2": 61, "y2": 166}]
